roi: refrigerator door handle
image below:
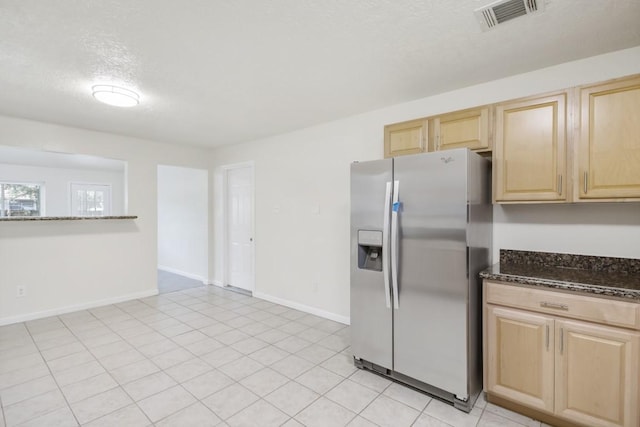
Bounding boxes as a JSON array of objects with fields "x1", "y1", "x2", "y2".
[
  {"x1": 391, "y1": 180, "x2": 400, "y2": 309},
  {"x1": 382, "y1": 181, "x2": 392, "y2": 309}
]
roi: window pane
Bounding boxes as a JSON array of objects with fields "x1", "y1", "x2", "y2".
[
  {"x1": 0, "y1": 183, "x2": 42, "y2": 217},
  {"x1": 70, "y1": 184, "x2": 111, "y2": 216}
]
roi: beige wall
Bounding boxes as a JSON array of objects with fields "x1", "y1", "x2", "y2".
[{"x1": 0, "y1": 115, "x2": 210, "y2": 325}]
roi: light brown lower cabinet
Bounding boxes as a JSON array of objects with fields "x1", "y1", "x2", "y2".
[
  {"x1": 555, "y1": 320, "x2": 639, "y2": 427},
  {"x1": 484, "y1": 282, "x2": 640, "y2": 427},
  {"x1": 486, "y1": 306, "x2": 555, "y2": 413}
]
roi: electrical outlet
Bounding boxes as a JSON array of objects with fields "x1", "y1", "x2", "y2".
[{"x1": 16, "y1": 285, "x2": 27, "y2": 298}]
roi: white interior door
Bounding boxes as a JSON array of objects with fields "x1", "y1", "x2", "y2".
[{"x1": 225, "y1": 164, "x2": 254, "y2": 291}]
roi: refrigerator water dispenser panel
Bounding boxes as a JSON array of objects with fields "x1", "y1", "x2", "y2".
[{"x1": 357, "y1": 230, "x2": 383, "y2": 271}]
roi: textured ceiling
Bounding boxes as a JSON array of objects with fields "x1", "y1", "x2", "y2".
[{"x1": 0, "y1": 0, "x2": 639, "y2": 147}]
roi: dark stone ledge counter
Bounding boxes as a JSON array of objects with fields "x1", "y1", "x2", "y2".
[
  {"x1": 0, "y1": 216, "x2": 138, "y2": 222},
  {"x1": 480, "y1": 250, "x2": 640, "y2": 301}
]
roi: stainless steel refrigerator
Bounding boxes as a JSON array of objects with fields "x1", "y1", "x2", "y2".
[{"x1": 350, "y1": 148, "x2": 492, "y2": 412}]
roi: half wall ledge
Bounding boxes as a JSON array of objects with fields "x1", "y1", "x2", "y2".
[{"x1": 0, "y1": 216, "x2": 138, "y2": 222}]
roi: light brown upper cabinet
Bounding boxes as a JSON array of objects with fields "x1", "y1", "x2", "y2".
[
  {"x1": 382, "y1": 73, "x2": 640, "y2": 203},
  {"x1": 494, "y1": 93, "x2": 567, "y2": 203},
  {"x1": 433, "y1": 106, "x2": 491, "y2": 152},
  {"x1": 577, "y1": 75, "x2": 640, "y2": 201},
  {"x1": 384, "y1": 118, "x2": 428, "y2": 158}
]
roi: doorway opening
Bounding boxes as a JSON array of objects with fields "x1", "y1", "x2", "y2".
[{"x1": 157, "y1": 165, "x2": 208, "y2": 294}]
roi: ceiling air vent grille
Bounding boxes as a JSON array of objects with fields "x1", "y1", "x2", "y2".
[{"x1": 475, "y1": 0, "x2": 543, "y2": 31}]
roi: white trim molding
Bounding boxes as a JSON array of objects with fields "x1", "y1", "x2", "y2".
[
  {"x1": 158, "y1": 265, "x2": 207, "y2": 284},
  {"x1": 210, "y1": 279, "x2": 225, "y2": 288},
  {"x1": 253, "y1": 291, "x2": 350, "y2": 325},
  {"x1": 0, "y1": 289, "x2": 159, "y2": 326}
]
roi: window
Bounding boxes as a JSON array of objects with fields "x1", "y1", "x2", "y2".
[
  {"x1": 0, "y1": 182, "x2": 44, "y2": 217},
  {"x1": 70, "y1": 183, "x2": 111, "y2": 216}
]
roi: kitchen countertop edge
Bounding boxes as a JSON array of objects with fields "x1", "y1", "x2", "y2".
[{"x1": 480, "y1": 268, "x2": 640, "y2": 301}]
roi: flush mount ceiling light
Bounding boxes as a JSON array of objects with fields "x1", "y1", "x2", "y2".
[{"x1": 91, "y1": 85, "x2": 140, "y2": 107}]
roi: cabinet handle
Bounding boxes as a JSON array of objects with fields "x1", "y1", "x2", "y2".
[
  {"x1": 540, "y1": 301, "x2": 569, "y2": 311},
  {"x1": 557, "y1": 174, "x2": 562, "y2": 195},
  {"x1": 583, "y1": 171, "x2": 588, "y2": 194},
  {"x1": 545, "y1": 325, "x2": 549, "y2": 350},
  {"x1": 559, "y1": 328, "x2": 564, "y2": 355}
]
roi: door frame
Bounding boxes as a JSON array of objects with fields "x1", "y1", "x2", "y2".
[{"x1": 221, "y1": 161, "x2": 255, "y2": 292}]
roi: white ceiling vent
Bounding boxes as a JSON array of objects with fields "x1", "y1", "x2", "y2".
[{"x1": 475, "y1": 0, "x2": 544, "y2": 31}]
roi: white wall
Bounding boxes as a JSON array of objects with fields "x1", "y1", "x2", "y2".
[
  {"x1": 157, "y1": 165, "x2": 208, "y2": 282},
  {"x1": 494, "y1": 203, "x2": 640, "y2": 259},
  {"x1": 0, "y1": 163, "x2": 124, "y2": 216},
  {"x1": 0, "y1": 115, "x2": 210, "y2": 325},
  {"x1": 211, "y1": 46, "x2": 640, "y2": 323}
]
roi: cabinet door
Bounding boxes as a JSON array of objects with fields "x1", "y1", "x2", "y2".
[
  {"x1": 578, "y1": 76, "x2": 640, "y2": 200},
  {"x1": 384, "y1": 119, "x2": 427, "y2": 158},
  {"x1": 486, "y1": 305, "x2": 555, "y2": 412},
  {"x1": 433, "y1": 107, "x2": 490, "y2": 152},
  {"x1": 555, "y1": 320, "x2": 640, "y2": 427},
  {"x1": 494, "y1": 93, "x2": 567, "y2": 202}
]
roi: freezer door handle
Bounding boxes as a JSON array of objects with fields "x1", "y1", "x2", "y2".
[
  {"x1": 382, "y1": 181, "x2": 392, "y2": 309},
  {"x1": 391, "y1": 180, "x2": 400, "y2": 309},
  {"x1": 465, "y1": 246, "x2": 470, "y2": 279}
]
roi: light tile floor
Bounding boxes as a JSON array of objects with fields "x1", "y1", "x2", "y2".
[
  {"x1": 0, "y1": 285, "x2": 549, "y2": 426},
  {"x1": 157, "y1": 270, "x2": 204, "y2": 294}
]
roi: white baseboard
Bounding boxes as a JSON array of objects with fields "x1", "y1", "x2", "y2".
[
  {"x1": 210, "y1": 280, "x2": 224, "y2": 288},
  {"x1": 158, "y1": 265, "x2": 207, "y2": 284},
  {"x1": 0, "y1": 289, "x2": 159, "y2": 326},
  {"x1": 253, "y1": 291, "x2": 350, "y2": 325}
]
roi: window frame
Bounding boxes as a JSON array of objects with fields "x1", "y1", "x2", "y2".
[
  {"x1": 69, "y1": 182, "x2": 112, "y2": 217},
  {"x1": 0, "y1": 181, "x2": 46, "y2": 217}
]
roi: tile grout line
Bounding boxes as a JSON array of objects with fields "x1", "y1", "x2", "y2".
[
  {"x1": 87, "y1": 315, "x2": 194, "y2": 425},
  {"x1": 271, "y1": 366, "x2": 346, "y2": 425},
  {"x1": 78, "y1": 295, "x2": 211, "y2": 426},
  {"x1": 144, "y1": 289, "x2": 263, "y2": 425},
  {"x1": 21, "y1": 316, "x2": 83, "y2": 427},
  {"x1": 8, "y1": 290, "x2": 508, "y2": 427},
  {"x1": 140, "y1": 286, "x2": 337, "y2": 425},
  {"x1": 3, "y1": 284, "x2": 354, "y2": 427},
  {"x1": 54, "y1": 312, "x2": 133, "y2": 426},
  {"x1": 107, "y1": 288, "x2": 279, "y2": 425},
  {"x1": 49, "y1": 309, "x2": 156, "y2": 426}
]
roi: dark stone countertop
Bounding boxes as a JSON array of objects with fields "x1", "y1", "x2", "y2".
[
  {"x1": 480, "y1": 250, "x2": 640, "y2": 301},
  {"x1": 0, "y1": 215, "x2": 138, "y2": 222}
]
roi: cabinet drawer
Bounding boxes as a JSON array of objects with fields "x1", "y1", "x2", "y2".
[{"x1": 485, "y1": 281, "x2": 640, "y2": 330}]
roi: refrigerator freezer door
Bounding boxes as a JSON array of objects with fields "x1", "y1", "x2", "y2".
[
  {"x1": 350, "y1": 159, "x2": 393, "y2": 370},
  {"x1": 392, "y1": 150, "x2": 470, "y2": 399}
]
